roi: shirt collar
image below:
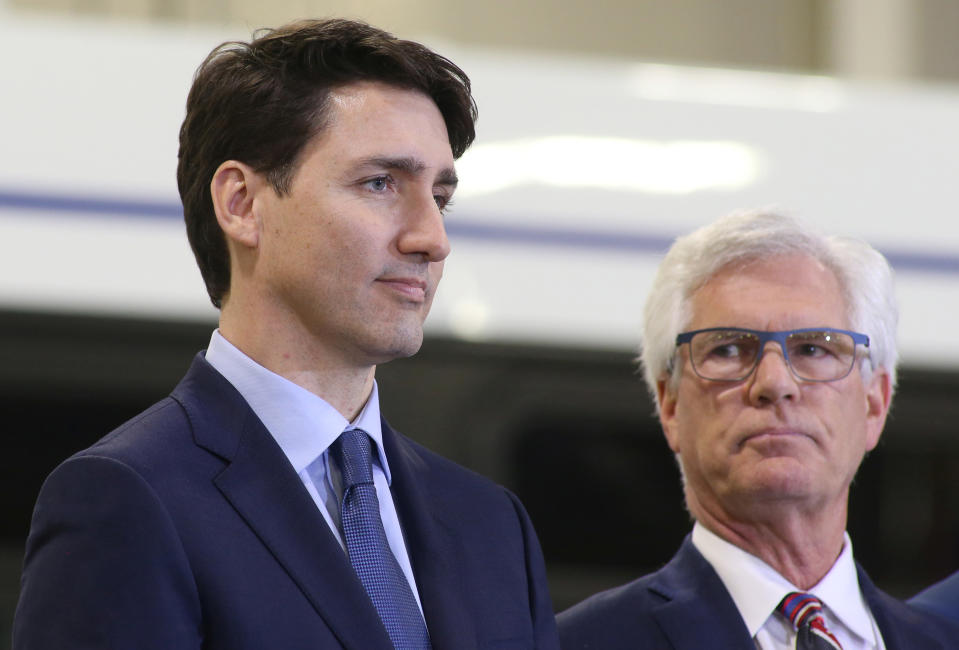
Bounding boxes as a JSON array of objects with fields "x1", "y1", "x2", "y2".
[
  {"x1": 204, "y1": 330, "x2": 392, "y2": 484},
  {"x1": 808, "y1": 530, "x2": 876, "y2": 643},
  {"x1": 691, "y1": 522, "x2": 875, "y2": 643}
]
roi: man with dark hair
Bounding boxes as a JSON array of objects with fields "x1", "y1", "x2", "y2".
[{"x1": 14, "y1": 19, "x2": 559, "y2": 649}]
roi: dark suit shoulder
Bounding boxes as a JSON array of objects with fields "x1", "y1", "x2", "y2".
[
  {"x1": 562, "y1": 573, "x2": 664, "y2": 617},
  {"x1": 878, "y1": 598, "x2": 959, "y2": 650},
  {"x1": 858, "y1": 567, "x2": 959, "y2": 649},
  {"x1": 558, "y1": 573, "x2": 669, "y2": 649},
  {"x1": 558, "y1": 538, "x2": 755, "y2": 650},
  {"x1": 70, "y1": 354, "x2": 252, "y2": 487},
  {"x1": 14, "y1": 443, "x2": 203, "y2": 648},
  {"x1": 909, "y1": 571, "x2": 959, "y2": 625},
  {"x1": 386, "y1": 424, "x2": 540, "y2": 571},
  {"x1": 386, "y1": 424, "x2": 524, "y2": 513},
  {"x1": 35, "y1": 357, "x2": 249, "y2": 559},
  {"x1": 66, "y1": 393, "x2": 228, "y2": 499},
  {"x1": 394, "y1": 431, "x2": 496, "y2": 484},
  {"x1": 384, "y1": 423, "x2": 561, "y2": 649},
  {"x1": 82, "y1": 397, "x2": 190, "y2": 459}
]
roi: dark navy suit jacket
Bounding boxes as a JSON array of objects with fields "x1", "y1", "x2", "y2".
[
  {"x1": 558, "y1": 536, "x2": 959, "y2": 650},
  {"x1": 911, "y1": 571, "x2": 959, "y2": 625},
  {"x1": 14, "y1": 354, "x2": 559, "y2": 649}
]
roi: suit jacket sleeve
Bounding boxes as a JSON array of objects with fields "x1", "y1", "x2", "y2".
[{"x1": 14, "y1": 454, "x2": 202, "y2": 649}]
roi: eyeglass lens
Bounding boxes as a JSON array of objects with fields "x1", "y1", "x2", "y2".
[{"x1": 689, "y1": 329, "x2": 858, "y2": 381}]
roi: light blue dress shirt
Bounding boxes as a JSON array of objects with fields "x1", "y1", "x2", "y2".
[{"x1": 204, "y1": 330, "x2": 424, "y2": 613}]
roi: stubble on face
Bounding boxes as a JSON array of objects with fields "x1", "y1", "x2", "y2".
[{"x1": 251, "y1": 82, "x2": 456, "y2": 371}]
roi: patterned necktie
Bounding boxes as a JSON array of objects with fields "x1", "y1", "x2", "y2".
[
  {"x1": 778, "y1": 592, "x2": 843, "y2": 650},
  {"x1": 331, "y1": 429, "x2": 431, "y2": 650}
]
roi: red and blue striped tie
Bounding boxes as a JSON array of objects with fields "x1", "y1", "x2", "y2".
[{"x1": 778, "y1": 592, "x2": 843, "y2": 650}]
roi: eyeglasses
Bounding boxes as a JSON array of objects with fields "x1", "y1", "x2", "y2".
[{"x1": 675, "y1": 327, "x2": 870, "y2": 382}]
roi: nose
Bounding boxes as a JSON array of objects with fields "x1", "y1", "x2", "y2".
[
  {"x1": 747, "y1": 341, "x2": 800, "y2": 405},
  {"x1": 396, "y1": 190, "x2": 451, "y2": 262}
]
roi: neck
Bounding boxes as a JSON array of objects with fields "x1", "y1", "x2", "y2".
[
  {"x1": 690, "y1": 491, "x2": 848, "y2": 590},
  {"x1": 218, "y1": 299, "x2": 375, "y2": 421}
]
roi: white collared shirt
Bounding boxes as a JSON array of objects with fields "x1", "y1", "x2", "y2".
[
  {"x1": 204, "y1": 330, "x2": 423, "y2": 612},
  {"x1": 691, "y1": 522, "x2": 885, "y2": 649}
]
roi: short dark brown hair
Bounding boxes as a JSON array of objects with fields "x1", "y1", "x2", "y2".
[{"x1": 177, "y1": 18, "x2": 478, "y2": 308}]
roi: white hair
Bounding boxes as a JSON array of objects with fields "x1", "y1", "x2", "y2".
[{"x1": 640, "y1": 209, "x2": 899, "y2": 407}]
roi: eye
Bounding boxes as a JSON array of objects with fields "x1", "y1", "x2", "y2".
[
  {"x1": 434, "y1": 195, "x2": 454, "y2": 213},
  {"x1": 707, "y1": 342, "x2": 744, "y2": 359},
  {"x1": 793, "y1": 343, "x2": 828, "y2": 358},
  {"x1": 700, "y1": 332, "x2": 755, "y2": 360},
  {"x1": 364, "y1": 175, "x2": 393, "y2": 192},
  {"x1": 788, "y1": 332, "x2": 845, "y2": 359}
]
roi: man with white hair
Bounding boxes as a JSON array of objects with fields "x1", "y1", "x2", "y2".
[{"x1": 558, "y1": 211, "x2": 959, "y2": 649}]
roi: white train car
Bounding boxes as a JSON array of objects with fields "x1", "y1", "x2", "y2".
[{"x1": 1, "y1": 10, "x2": 958, "y2": 366}]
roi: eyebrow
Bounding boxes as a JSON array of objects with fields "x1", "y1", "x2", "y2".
[{"x1": 359, "y1": 156, "x2": 459, "y2": 188}]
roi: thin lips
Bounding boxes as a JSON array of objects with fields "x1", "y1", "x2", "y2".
[
  {"x1": 740, "y1": 427, "x2": 811, "y2": 444},
  {"x1": 378, "y1": 276, "x2": 428, "y2": 290}
]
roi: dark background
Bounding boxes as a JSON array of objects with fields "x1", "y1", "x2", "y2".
[{"x1": 3, "y1": 309, "x2": 958, "y2": 645}]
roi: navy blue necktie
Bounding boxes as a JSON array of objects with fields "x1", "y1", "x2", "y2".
[{"x1": 331, "y1": 429, "x2": 431, "y2": 650}]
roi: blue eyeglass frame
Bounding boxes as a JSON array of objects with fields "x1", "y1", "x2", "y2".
[{"x1": 674, "y1": 327, "x2": 870, "y2": 382}]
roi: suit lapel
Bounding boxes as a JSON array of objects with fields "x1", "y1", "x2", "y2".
[
  {"x1": 650, "y1": 537, "x2": 950, "y2": 650},
  {"x1": 383, "y1": 421, "x2": 479, "y2": 650},
  {"x1": 648, "y1": 537, "x2": 756, "y2": 650},
  {"x1": 173, "y1": 356, "x2": 394, "y2": 650}
]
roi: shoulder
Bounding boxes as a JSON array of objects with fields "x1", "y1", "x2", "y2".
[
  {"x1": 382, "y1": 421, "x2": 560, "y2": 648},
  {"x1": 558, "y1": 538, "x2": 744, "y2": 649},
  {"x1": 385, "y1": 421, "x2": 541, "y2": 560},
  {"x1": 82, "y1": 396, "x2": 191, "y2": 463},
  {"x1": 387, "y1": 423, "x2": 541, "y2": 553},
  {"x1": 16, "y1": 411, "x2": 205, "y2": 648},
  {"x1": 28, "y1": 389, "x2": 212, "y2": 544},
  {"x1": 557, "y1": 572, "x2": 669, "y2": 649},
  {"x1": 61, "y1": 392, "x2": 210, "y2": 494},
  {"x1": 36, "y1": 354, "x2": 242, "y2": 518},
  {"x1": 385, "y1": 421, "x2": 522, "y2": 509},
  {"x1": 858, "y1": 566, "x2": 959, "y2": 648},
  {"x1": 909, "y1": 571, "x2": 959, "y2": 624},
  {"x1": 558, "y1": 535, "x2": 714, "y2": 616},
  {"x1": 560, "y1": 573, "x2": 662, "y2": 622},
  {"x1": 72, "y1": 352, "x2": 249, "y2": 477}
]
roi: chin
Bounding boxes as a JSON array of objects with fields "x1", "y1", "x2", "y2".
[
  {"x1": 393, "y1": 340, "x2": 423, "y2": 359},
  {"x1": 745, "y1": 470, "x2": 816, "y2": 501},
  {"x1": 372, "y1": 330, "x2": 425, "y2": 363}
]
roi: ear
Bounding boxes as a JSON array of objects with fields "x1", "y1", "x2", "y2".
[
  {"x1": 657, "y1": 377, "x2": 682, "y2": 454},
  {"x1": 863, "y1": 367, "x2": 892, "y2": 452},
  {"x1": 210, "y1": 160, "x2": 264, "y2": 250}
]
